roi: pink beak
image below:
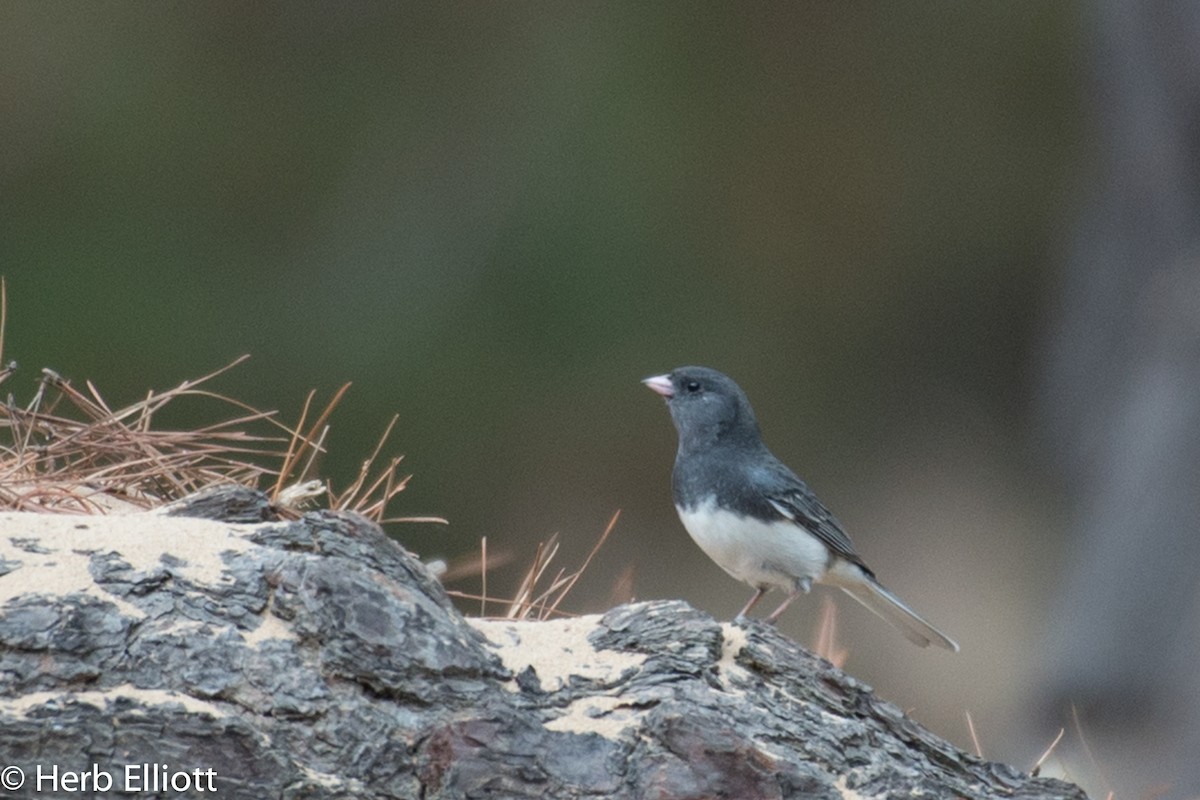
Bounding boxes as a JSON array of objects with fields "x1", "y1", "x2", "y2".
[{"x1": 642, "y1": 374, "x2": 674, "y2": 398}]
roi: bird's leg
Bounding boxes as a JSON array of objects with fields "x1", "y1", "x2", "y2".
[
  {"x1": 764, "y1": 576, "x2": 812, "y2": 625},
  {"x1": 764, "y1": 592, "x2": 799, "y2": 624},
  {"x1": 735, "y1": 587, "x2": 768, "y2": 620}
]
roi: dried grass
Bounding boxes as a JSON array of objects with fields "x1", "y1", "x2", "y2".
[
  {"x1": 0, "y1": 278, "x2": 438, "y2": 526},
  {"x1": 445, "y1": 510, "x2": 621, "y2": 620}
]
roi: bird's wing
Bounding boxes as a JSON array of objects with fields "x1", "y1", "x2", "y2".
[{"x1": 756, "y1": 462, "x2": 872, "y2": 575}]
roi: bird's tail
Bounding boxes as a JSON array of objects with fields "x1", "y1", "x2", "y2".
[{"x1": 829, "y1": 565, "x2": 959, "y2": 651}]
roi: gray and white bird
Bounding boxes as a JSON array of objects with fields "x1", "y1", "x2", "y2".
[{"x1": 644, "y1": 365, "x2": 958, "y2": 651}]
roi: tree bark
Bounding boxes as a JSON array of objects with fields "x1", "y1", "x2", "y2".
[{"x1": 0, "y1": 486, "x2": 1083, "y2": 799}]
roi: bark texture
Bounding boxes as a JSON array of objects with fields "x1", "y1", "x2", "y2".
[{"x1": 0, "y1": 486, "x2": 1083, "y2": 799}]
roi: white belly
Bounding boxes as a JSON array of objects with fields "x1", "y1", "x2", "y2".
[{"x1": 676, "y1": 497, "x2": 830, "y2": 592}]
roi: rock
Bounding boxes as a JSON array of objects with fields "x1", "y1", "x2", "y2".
[{"x1": 0, "y1": 486, "x2": 1085, "y2": 799}]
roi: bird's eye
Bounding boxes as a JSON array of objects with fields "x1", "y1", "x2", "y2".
[{"x1": 685, "y1": 381, "x2": 701, "y2": 393}]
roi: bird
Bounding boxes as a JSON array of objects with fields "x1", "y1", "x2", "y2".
[{"x1": 643, "y1": 366, "x2": 958, "y2": 651}]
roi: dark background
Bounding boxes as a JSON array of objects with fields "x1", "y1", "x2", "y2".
[{"x1": 8, "y1": 4, "x2": 1192, "y2": 796}]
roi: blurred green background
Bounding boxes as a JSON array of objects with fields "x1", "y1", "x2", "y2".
[{"x1": 3, "y1": 0, "x2": 1087, "y2": 786}]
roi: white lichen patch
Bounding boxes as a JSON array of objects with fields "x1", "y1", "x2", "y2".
[
  {"x1": 0, "y1": 511, "x2": 258, "y2": 618},
  {"x1": 467, "y1": 616, "x2": 646, "y2": 692},
  {"x1": 241, "y1": 594, "x2": 297, "y2": 645},
  {"x1": 715, "y1": 622, "x2": 753, "y2": 692},
  {"x1": 0, "y1": 685, "x2": 227, "y2": 718},
  {"x1": 543, "y1": 694, "x2": 640, "y2": 739},
  {"x1": 468, "y1": 616, "x2": 649, "y2": 741}
]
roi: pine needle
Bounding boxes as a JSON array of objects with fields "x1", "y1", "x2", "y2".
[
  {"x1": 1031, "y1": 727, "x2": 1065, "y2": 776},
  {"x1": 445, "y1": 513, "x2": 620, "y2": 620},
  {"x1": 813, "y1": 595, "x2": 848, "y2": 668},
  {"x1": 964, "y1": 710, "x2": 984, "y2": 758}
]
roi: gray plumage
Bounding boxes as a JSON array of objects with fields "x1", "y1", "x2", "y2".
[{"x1": 644, "y1": 366, "x2": 958, "y2": 651}]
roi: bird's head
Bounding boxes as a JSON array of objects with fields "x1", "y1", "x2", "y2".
[{"x1": 643, "y1": 366, "x2": 761, "y2": 449}]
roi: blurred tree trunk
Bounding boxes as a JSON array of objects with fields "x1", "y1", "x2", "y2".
[{"x1": 1036, "y1": 2, "x2": 1200, "y2": 794}]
